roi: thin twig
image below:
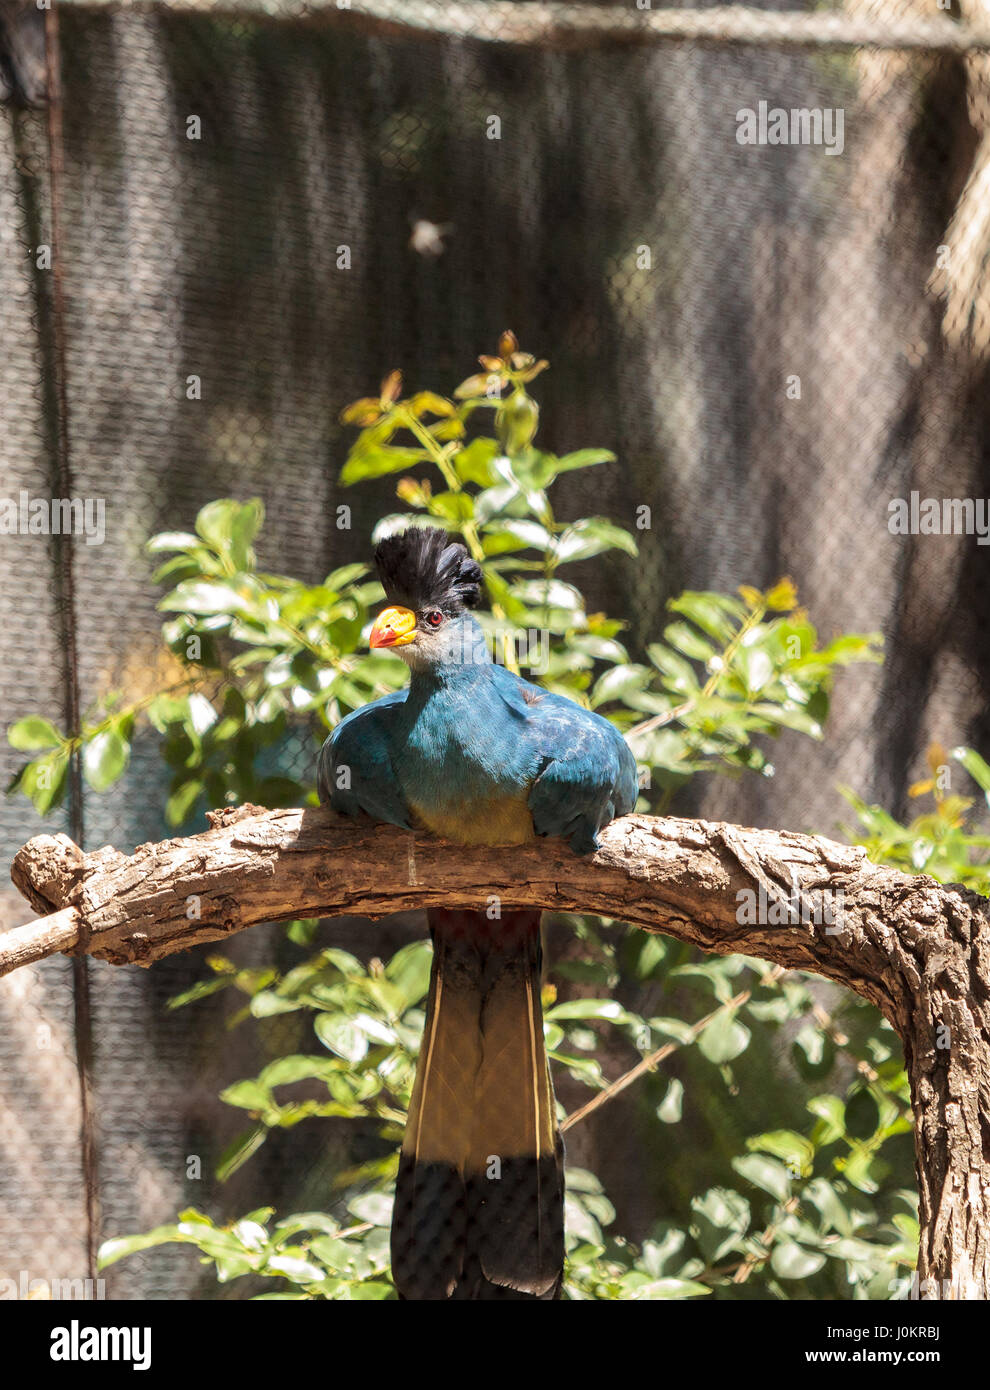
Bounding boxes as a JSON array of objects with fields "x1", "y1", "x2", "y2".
[{"x1": 561, "y1": 966, "x2": 786, "y2": 1132}]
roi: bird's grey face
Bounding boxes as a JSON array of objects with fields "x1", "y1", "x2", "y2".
[{"x1": 368, "y1": 605, "x2": 484, "y2": 671}]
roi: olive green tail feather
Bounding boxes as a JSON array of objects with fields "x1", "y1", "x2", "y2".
[{"x1": 390, "y1": 908, "x2": 564, "y2": 1300}]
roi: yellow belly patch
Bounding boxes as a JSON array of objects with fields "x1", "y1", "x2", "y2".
[{"x1": 410, "y1": 795, "x2": 535, "y2": 847}]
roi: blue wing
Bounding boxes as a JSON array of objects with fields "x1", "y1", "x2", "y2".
[
  {"x1": 317, "y1": 689, "x2": 412, "y2": 829},
  {"x1": 487, "y1": 666, "x2": 639, "y2": 855}
]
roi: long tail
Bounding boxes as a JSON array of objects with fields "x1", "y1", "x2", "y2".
[{"x1": 390, "y1": 907, "x2": 564, "y2": 1300}]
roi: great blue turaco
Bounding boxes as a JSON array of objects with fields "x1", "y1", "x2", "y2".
[{"x1": 317, "y1": 525, "x2": 638, "y2": 1299}]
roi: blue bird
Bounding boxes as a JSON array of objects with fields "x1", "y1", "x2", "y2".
[{"x1": 317, "y1": 526, "x2": 638, "y2": 1300}]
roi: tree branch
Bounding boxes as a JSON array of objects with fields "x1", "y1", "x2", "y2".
[
  {"x1": 71, "y1": 0, "x2": 990, "y2": 55},
  {"x1": 4, "y1": 802, "x2": 990, "y2": 1296}
]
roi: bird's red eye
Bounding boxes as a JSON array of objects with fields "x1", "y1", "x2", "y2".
[{"x1": 424, "y1": 610, "x2": 443, "y2": 628}]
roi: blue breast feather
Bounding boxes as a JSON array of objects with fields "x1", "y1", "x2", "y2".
[{"x1": 318, "y1": 661, "x2": 638, "y2": 855}]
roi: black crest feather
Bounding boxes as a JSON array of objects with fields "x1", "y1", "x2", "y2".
[{"x1": 374, "y1": 527, "x2": 484, "y2": 614}]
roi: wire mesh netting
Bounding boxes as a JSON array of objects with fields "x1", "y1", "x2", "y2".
[{"x1": 1, "y1": 0, "x2": 988, "y2": 1297}]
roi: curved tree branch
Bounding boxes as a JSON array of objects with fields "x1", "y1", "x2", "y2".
[
  {"x1": 77, "y1": 1, "x2": 990, "y2": 54},
  {"x1": 4, "y1": 803, "x2": 990, "y2": 1298}
]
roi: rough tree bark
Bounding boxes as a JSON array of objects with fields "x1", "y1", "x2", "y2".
[{"x1": 3, "y1": 802, "x2": 989, "y2": 1299}]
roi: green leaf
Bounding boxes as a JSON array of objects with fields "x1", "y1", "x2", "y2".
[
  {"x1": 231, "y1": 1218, "x2": 269, "y2": 1250},
  {"x1": 346, "y1": 1192, "x2": 393, "y2": 1226},
  {"x1": 590, "y1": 663, "x2": 650, "y2": 708},
  {"x1": 81, "y1": 728, "x2": 130, "y2": 791},
  {"x1": 698, "y1": 1011, "x2": 751, "y2": 1064},
  {"x1": 383, "y1": 940, "x2": 432, "y2": 1007},
  {"x1": 7, "y1": 715, "x2": 63, "y2": 751},
  {"x1": 749, "y1": 702, "x2": 824, "y2": 738},
  {"x1": 166, "y1": 779, "x2": 202, "y2": 827},
  {"x1": 220, "y1": 1080, "x2": 271, "y2": 1111},
  {"x1": 340, "y1": 446, "x2": 429, "y2": 485},
  {"x1": 771, "y1": 1241, "x2": 826, "y2": 1279},
  {"x1": 167, "y1": 976, "x2": 235, "y2": 1010},
  {"x1": 250, "y1": 992, "x2": 303, "y2": 1018},
  {"x1": 311, "y1": 948, "x2": 362, "y2": 978},
  {"x1": 628, "y1": 1277, "x2": 711, "y2": 1300},
  {"x1": 953, "y1": 745, "x2": 990, "y2": 799},
  {"x1": 147, "y1": 693, "x2": 193, "y2": 733},
  {"x1": 804, "y1": 1178, "x2": 854, "y2": 1236},
  {"x1": 146, "y1": 530, "x2": 200, "y2": 554},
  {"x1": 324, "y1": 562, "x2": 368, "y2": 591},
  {"x1": 732, "y1": 1153, "x2": 792, "y2": 1201},
  {"x1": 791, "y1": 1026, "x2": 835, "y2": 1080},
  {"x1": 646, "y1": 644, "x2": 700, "y2": 693},
  {"x1": 158, "y1": 579, "x2": 254, "y2": 616},
  {"x1": 408, "y1": 391, "x2": 455, "y2": 419},
  {"x1": 187, "y1": 692, "x2": 217, "y2": 735},
  {"x1": 229, "y1": 499, "x2": 265, "y2": 569},
  {"x1": 196, "y1": 499, "x2": 241, "y2": 555},
  {"x1": 649, "y1": 1017, "x2": 695, "y2": 1045},
  {"x1": 273, "y1": 1213, "x2": 343, "y2": 1240},
  {"x1": 553, "y1": 448, "x2": 616, "y2": 474},
  {"x1": 427, "y1": 491, "x2": 475, "y2": 524},
  {"x1": 668, "y1": 592, "x2": 744, "y2": 643},
  {"x1": 738, "y1": 644, "x2": 774, "y2": 695},
  {"x1": 545, "y1": 999, "x2": 632, "y2": 1024},
  {"x1": 347, "y1": 1281, "x2": 395, "y2": 1300},
  {"x1": 259, "y1": 1055, "x2": 343, "y2": 1088},
  {"x1": 510, "y1": 578, "x2": 583, "y2": 611},
  {"x1": 482, "y1": 517, "x2": 553, "y2": 553},
  {"x1": 623, "y1": 933, "x2": 666, "y2": 980},
  {"x1": 662, "y1": 622, "x2": 716, "y2": 662},
  {"x1": 555, "y1": 517, "x2": 638, "y2": 564},
  {"x1": 287, "y1": 918, "x2": 320, "y2": 947},
  {"x1": 690, "y1": 1188, "x2": 751, "y2": 1262},
  {"x1": 452, "y1": 436, "x2": 499, "y2": 487},
  {"x1": 314, "y1": 1014, "x2": 369, "y2": 1063},
  {"x1": 746, "y1": 1129, "x2": 815, "y2": 1170},
  {"x1": 266, "y1": 1254, "x2": 326, "y2": 1283},
  {"x1": 807, "y1": 1094, "x2": 846, "y2": 1144},
  {"x1": 657, "y1": 1077, "x2": 684, "y2": 1124},
  {"x1": 97, "y1": 1226, "x2": 184, "y2": 1269},
  {"x1": 10, "y1": 749, "x2": 69, "y2": 815}
]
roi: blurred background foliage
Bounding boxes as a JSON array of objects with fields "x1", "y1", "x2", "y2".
[{"x1": 10, "y1": 339, "x2": 990, "y2": 1298}]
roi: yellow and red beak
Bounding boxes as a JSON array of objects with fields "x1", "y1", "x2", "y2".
[{"x1": 369, "y1": 605, "x2": 417, "y2": 649}]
